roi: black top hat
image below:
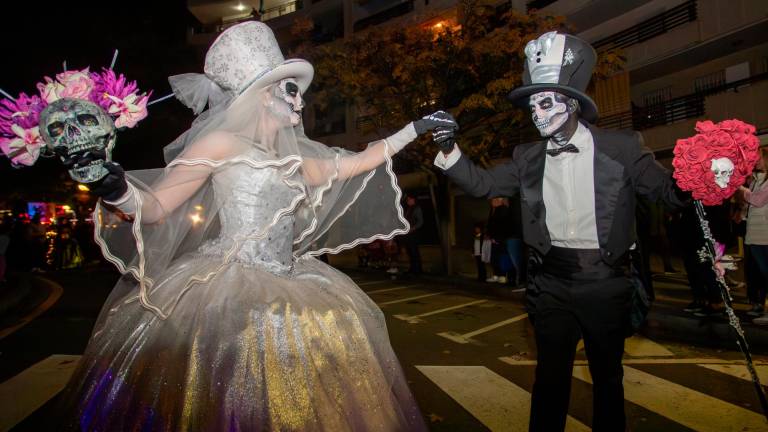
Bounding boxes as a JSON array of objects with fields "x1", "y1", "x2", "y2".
[{"x1": 507, "y1": 31, "x2": 599, "y2": 123}]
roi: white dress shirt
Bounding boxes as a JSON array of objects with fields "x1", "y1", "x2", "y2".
[
  {"x1": 434, "y1": 122, "x2": 599, "y2": 249},
  {"x1": 543, "y1": 122, "x2": 599, "y2": 248}
]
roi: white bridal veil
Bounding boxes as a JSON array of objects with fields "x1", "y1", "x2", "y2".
[{"x1": 93, "y1": 80, "x2": 409, "y2": 319}]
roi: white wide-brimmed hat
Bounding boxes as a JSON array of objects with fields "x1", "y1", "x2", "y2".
[{"x1": 169, "y1": 21, "x2": 314, "y2": 114}]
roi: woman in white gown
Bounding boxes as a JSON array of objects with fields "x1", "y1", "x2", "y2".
[{"x1": 58, "y1": 21, "x2": 455, "y2": 431}]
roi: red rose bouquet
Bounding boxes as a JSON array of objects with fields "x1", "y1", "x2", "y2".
[{"x1": 672, "y1": 119, "x2": 760, "y2": 205}]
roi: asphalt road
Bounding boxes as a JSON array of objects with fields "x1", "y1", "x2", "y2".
[{"x1": 2, "y1": 266, "x2": 768, "y2": 431}]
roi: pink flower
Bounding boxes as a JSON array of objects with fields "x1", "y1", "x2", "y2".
[
  {"x1": 56, "y1": 68, "x2": 95, "y2": 100},
  {"x1": 106, "y1": 93, "x2": 148, "y2": 128},
  {"x1": 36, "y1": 77, "x2": 63, "y2": 103},
  {"x1": 0, "y1": 93, "x2": 46, "y2": 137},
  {"x1": 91, "y1": 68, "x2": 139, "y2": 112},
  {"x1": 0, "y1": 124, "x2": 43, "y2": 166}
]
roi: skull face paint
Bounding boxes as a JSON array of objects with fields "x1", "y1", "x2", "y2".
[
  {"x1": 39, "y1": 98, "x2": 116, "y2": 183},
  {"x1": 268, "y1": 78, "x2": 304, "y2": 126},
  {"x1": 710, "y1": 157, "x2": 735, "y2": 189},
  {"x1": 529, "y1": 91, "x2": 572, "y2": 138}
]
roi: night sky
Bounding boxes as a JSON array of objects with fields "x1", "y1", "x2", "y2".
[{"x1": 0, "y1": 2, "x2": 204, "y2": 201}]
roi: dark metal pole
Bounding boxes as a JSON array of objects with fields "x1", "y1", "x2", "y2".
[{"x1": 694, "y1": 199, "x2": 768, "y2": 421}]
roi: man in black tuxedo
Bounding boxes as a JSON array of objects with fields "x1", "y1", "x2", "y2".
[{"x1": 431, "y1": 31, "x2": 688, "y2": 431}]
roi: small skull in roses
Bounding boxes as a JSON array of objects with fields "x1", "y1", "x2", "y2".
[
  {"x1": 529, "y1": 91, "x2": 578, "y2": 138},
  {"x1": 39, "y1": 98, "x2": 116, "y2": 183},
  {"x1": 710, "y1": 157, "x2": 735, "y2": 189},
  {"x1": 269, "y1": 79, "x2": 304, "y2": 126}
]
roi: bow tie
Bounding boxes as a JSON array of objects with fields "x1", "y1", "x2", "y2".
[{"x1": 546, "y1": 143, "x2": 579, "y2": 157}]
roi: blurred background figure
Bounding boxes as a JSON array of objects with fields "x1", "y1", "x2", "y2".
[
  {"x1": 485, "y1": 197, "x2": 510, "y2": 283},
  {"x1": 402, "y1": 194, "x2": 423, "y2": 275},
  {"x1": 738, "y1": 148, "x2": 768, "y2": 323},
  {"x1": 472, "y1": 222, "x2": 487, "y2": 282},
  {"x1": 677, "y1": 202, "x2": 730, "y2": 317}
]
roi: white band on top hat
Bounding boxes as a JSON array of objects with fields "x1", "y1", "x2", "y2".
[{"x1": 524, "y1": 31, "x2": 568, "y2": 85}]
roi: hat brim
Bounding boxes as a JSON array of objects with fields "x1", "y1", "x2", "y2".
[
  {"x1": 507, "y1": 84, "x2": 598, "y2": 123},
  {"x1": 230, "y1": 59, "x2": 314, "y2": 110}
]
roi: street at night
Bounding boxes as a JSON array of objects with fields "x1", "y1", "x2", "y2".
[
  {"x1": 1, "y1": 0, "x2": 768, "y2": 430},
  {"x1": 3, "y1": 257, "x2": 768, "y2": 431}
]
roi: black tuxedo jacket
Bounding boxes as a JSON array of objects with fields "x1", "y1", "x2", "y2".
[{"x1": 445, "y1": 123, "x2": 687, "y2": 265}]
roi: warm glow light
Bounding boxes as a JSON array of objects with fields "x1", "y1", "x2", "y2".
[
  {"x1": 194, "y1": 205, "x2": 204, "y2": 211},
  {"x1": 433, "y1": 22, "x2": 444, "y2": 29},
  {"x1": 62, "y1": 205, "x2": 71, "y2": 211},
  {"x1": 78, "y1": 184, "x2": 90, "y2": 192},
  {"x1": 190, "y1": 213, "x2": 203, "y2": 225},
  {"x1": 234, "y1": 3, "x2": 246, "y2": 11}
]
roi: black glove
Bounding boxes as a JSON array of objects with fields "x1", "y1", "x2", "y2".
[
  {"x1": 413, "y1": 110, "x2": 458, "y2": 135},
  {"x1": 91, "y1": 161, "x2": 129, "y2": 202},
  {"x1": 433, "y1": 126, "x2": 457, "y2": 153},
  {"x1": 61, "y1": 150, "x2": 128, "y2": 201}
]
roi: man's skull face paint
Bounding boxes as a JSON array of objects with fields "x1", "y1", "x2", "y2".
[
  {"x1": 529, "y1": 91, "x2": 569, "y2": 137},
  {"x1": 269, "y1": 78, "x2": 304, "y2": 126}
]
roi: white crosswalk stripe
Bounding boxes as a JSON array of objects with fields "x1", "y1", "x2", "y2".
[
  {"x1": 438, "y1": 313, "x2": 528, "y2": 344},
  {"x1": 573, "y1": 365, "x2": 767, "y2": 431},
  {"x1": 417, "y1": 365, "x2": 590, "y2": 432},
  {"x1": 393, "y1": 299, "x2": 488, "y2": 323},
  {"x1": 366, "y1": 285, "x2": 420, "y2": 294},
  {"x1": 699, "y1": 364, "x2": 768, "y2": 385},
  {"x1": 0, "y1": 355, "x2": 81, "y2": 431},
  {"x1": 376, "y1": 291, "x2": 447, "y2": 306}
]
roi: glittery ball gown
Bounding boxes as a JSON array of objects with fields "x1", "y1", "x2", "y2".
[{"x1": 58, "y1": 160, "x2": 426, "y2": 431}]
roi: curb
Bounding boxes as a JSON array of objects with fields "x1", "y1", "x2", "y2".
[{"x1": 0, "y1": 274, "x2": 63, "y2": 340}]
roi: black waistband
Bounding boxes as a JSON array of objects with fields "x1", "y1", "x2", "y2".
[{"x1": 540, "y1": 246, "x2": 627, "y2": 280}]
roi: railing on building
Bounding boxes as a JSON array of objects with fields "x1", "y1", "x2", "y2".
[
  {"x1": 597, "y1": 72, "x2": 768, "y2": 131},
  {"x1": 261, "y1": 0, "x2": 303, "y2": 21},
  {"x1": 592, "y1": 0, "x2": 697, "y2": 52}
]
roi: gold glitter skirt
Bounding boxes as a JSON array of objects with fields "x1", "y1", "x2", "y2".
[{"x1": 57, "y1": 256, "x2": 426, "y2": 431}]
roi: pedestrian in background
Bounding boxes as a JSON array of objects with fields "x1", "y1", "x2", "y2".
[
  {"x1": 739, "y1": 148, "x2": 768, "y2": 323},
  {"x1": 486, "y1": 197, "x2": 511, "y2": 283},
  {"x1": 403, "y1": 194, "x2": 424, "y2": 275},
  {"x1": 472, "y1": 222, "x2": 487, "y2": 281}
]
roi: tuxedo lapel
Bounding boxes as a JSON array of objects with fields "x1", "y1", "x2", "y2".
[
  {"x1": 521, "y1": 141, "x2": 550, "y2": 245},
  {"x1": 591, "y1": 128, "x2": 626, "y2": 247}
]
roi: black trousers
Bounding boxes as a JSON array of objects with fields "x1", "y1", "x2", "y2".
[{"x1": 526, "y1": 247, "x2": 632, "y2": 432}]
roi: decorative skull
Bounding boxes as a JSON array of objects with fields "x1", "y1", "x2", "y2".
[
  {"x1": 710, "y1": 157, "x2": 735, "y2": 189},
  {"x1": 39, "y1": 98, "x2": 116, "y2": 183}
]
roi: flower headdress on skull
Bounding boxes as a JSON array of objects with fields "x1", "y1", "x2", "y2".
[{"x1": 0, "y1": 52, "x2": 151, "y2": 183}]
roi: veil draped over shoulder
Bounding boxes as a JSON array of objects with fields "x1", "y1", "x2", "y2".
[{"x1": 94, "y1": 82, "x2": 409, "y2": 319}]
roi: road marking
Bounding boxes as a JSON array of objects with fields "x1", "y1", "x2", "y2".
[
  {"x1": 357, "y1": 280, "x2": 389, "y2": 286},
  {"x1": 417, "y1": 366, "x2": 589, "y2": 432},
  {"x1": 0, "y1": 355, "x2": 81, "y2": 431},
  {"x1": 376, "y1": 292, "x2": 446, "y2": 306},
  {"x1": 366, "y1": 285, "x2": 420, "y2": 294},
  {"x1": 394, "y1": 300, "x2": 488, "y2": 323},
  {"x1": 500, "y1": 357, "x2": 768, "y2": 366},
  {"x1": 624, "y1": 335, "x2": 674, "y2": 357},
  {"x1": 438, "y1": 313, "x2": 528, "y2": 344},
  {"x1": 573, "y1": 366, "x2": 767, "y2": 431},
  {"x1": 699, "y1": 364, "x2": 768, "y2": 385}
]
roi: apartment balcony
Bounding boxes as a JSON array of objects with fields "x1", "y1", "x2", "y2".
[{"x1": 596, "y1": 72, "x2": 768, "y2": 152}]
